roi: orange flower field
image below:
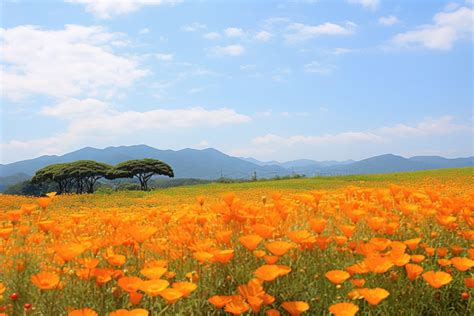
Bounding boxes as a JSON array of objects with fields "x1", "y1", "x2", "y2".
[{"x1": 0, "y1": 171, "x2": 473, "y2": 315}]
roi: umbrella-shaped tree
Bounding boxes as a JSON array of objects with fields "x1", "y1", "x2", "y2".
[{"x1": 107, "y1": 158, "x2": 174, "y2": 191}]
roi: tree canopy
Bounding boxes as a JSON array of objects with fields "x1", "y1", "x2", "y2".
[
  {"x1": 107, "y1": 158, "x2": 174, "y2": 191},
  {"x1": 31, "y1": 159, "x2": 174, "y2": 193}
]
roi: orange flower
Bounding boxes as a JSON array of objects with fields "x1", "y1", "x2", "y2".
[
  {"x1": 411, "y1": 255, "x2": 425, "y2": 263},
  {"x1": 213, "y1": 249, "x2": 234, "y2": 264},
  {"x1": 422, "y1": 271, "x2": 452, "y2": 288},
  {"x1": 129, "y1": 292, "x2": 143, "y2": 305},
  {"x1": 68, "y1": 309, "x2": 98, "y2": 316},
  {"x1": 109, "y1": 309, "x2": 149, "y2": 316},
  {"x1": 31, "y1": 271, "x2": 60, "y2": 290},
  {"x1": 46, "y1": 192, "x2": 57, "y2": 198},
  {"x1": 263, "y1": 255, "x2": 279, "y2": 265},
  {"x1": 37, "y1": 220, "x2": 55, "y2": 233},
  {"x1": 193, "y1": 251, "x2": 214, "y2": 263},
  {"x1": 93, "y1": 268, "x2": 113, "y2": 286},
  {"x1": 37, "y1": 197, "x2": 52, "y2": 210},
  {"x1": 55, "y1": 243, "x2": 86, "y2": 262},
  {"x1": 107, "y1": 254, "x2": 126, "y2": 267},
  {"x1": 254, "y1": 224, "x2": 275, "y2": 239},
  {"x1": 254, "y1": 265, "x2": 291, "y2": 282},
  {"x1": 403, "y1": 238, "x2": 421, "y2": 251},
  {"x1": 437, "y1": 259, "x2": 451, "y2": 267},
  {"x1": 159, "y1": 288, "x2": 183, "y2": 303},
  {"x1": 224, "y1": 296, "x2": 250, "y2": 315},
  {"x1": 325, "y1": 270, "x2": 350, "y2": 285},
  {"x1": 0, "y1": 227, "x2": 13, "y2": 240},
  {"x1": 237, "y1": 278, "x2": 265, "y2": 300},
  {"x1": 118, "y1": 277, "x2": 143, "y2": 293},
  {"x1": 128, "y1": 226, "x2": 158, "y2": 244},
  {"x1": 265, "y1": 241, "x2": 294, "y2": 256},
  {"x1": 196, "y1": 196, "x2": 205, "y2": 207},
  {"x1": 140, "y1": 279, "x2": 169, "y2": 297},
  {"x1": 281, "y1": 301, "x2": 309, "y2": 316},
  {"x1": 351, "y1": 278, "x2": 365, "y2": 287},
  {"x1": 339, "y1": 225, "x2": 356, "y2": 238},
  {"x1": 464, "y1": 277, "x2": 474, "y2": 288},
  {"x1": 172, "y1": 281, "x2": 197, "y2": 297},
  {"x1": 405, "y1": 264, "x2": 423, "y2": 281},
  {"x1": 329, "y1": 302, "x2": 359, "y2": 316},
  {"x1": 223, "y1": 192, "x2": 235, "y2": 207},
  {"x1": 239, "y1": 234, "x2": 263, "y2": 251},
  {"x1": 451, "y1": 257, "x2": 474, "y2": 272},
  {"x1": 287, "y1": 230, "x2": 313, "y2": 243},
  {"x1": 0, "y1": 282, "x2": 5, "y2": 294},
  {"x1": 364, "y1": 255, "x2": 393, "y2": 273},
  {"x1": 309, "y1": 218, "x2": 327, "y2": 234},
  {"x1": 208, "y1": 295, "x2": 233, "y2": 308},
  {"x1": 266, "y1": 309, "x2": 281, "y2": 316},
  {"x1": 140, "y1": 267, "x2": 167, "y2": 280},
  {"x1": 7, "y1": 210, "x2": 22, "y2": 223},
  {"x1": 358, "y1": 288, "x2": 390, "y2": 305}
]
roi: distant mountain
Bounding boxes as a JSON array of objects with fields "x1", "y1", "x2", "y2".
[
  {"x1": 408, "y1": 156, "x2": 474, "y2": 168},
  {"x1": 240, "y1": 157, "x2": 282, "y2": 166},
  {"x1": 240, "y1": 158, "x2": 354, "y2": 168},
  {"x1": 0, "y1": 146, "x2": 472, "y2": 192},
  {"x1": 0, "y1": 173, "x2": 30, "y2": 192},
  {"x1": 323, "y1": 154, "x2": 474, "y2": 175},
  {"x1": 0, "y1": 145, "x2": 289, "y2": 180}
]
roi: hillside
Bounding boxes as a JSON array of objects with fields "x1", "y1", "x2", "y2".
[{"x1": 0, "y1": 145, "x2": 472, "y2": 192}]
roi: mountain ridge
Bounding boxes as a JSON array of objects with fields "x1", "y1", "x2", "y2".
[{"x1": 1, "y1": 145, "x2": 473, "y2": 191}]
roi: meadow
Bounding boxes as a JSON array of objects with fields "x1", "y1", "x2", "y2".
[{"x1": 0, "y1": 167, "x2": 473, "y2": 315}]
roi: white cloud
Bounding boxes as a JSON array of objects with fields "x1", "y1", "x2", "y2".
[
  {"x1": 378, "y1": 15, "x2": 399, "y2": 26},
  {"x1": 285, "y1": 21, "x2": 356, "y2": 42},
  {"x1": 208, "y1": 44, "x2": 245, "y2": 57},
  {"x1": 377, "y1": 116, "x2": 469, "y2": 137},
  {"x1": 224, "y1": 27, "x2": 245, "y2": 37},
  {"x1": 254, "y1": 30, "x2": 273, "y2": 41},
  {"x1": 347, "y1": 0, "x2": 379, "y2": 10},
  {"x1": 304, "y1": 61, "x2": 335, "y2": 74},
  {"x1": 139, "y1": 28, "x2": 150, "y2": 34},
  {"x1": 252, "y1": 132, "x2": 384, "y2": 146},
  {"x1": 0, "y1": 24, "x2": 147, "y2": 101},
  {"x1": 66, "y1": 0, "x2": 182, "y2": 19},
  {"x1": 231, "y1": 116, "x2": 470, "y2": 160},
  {"x1": 332, "y1": 47, "x2": 353, "y2": 55},
  {"x1": 1, "y1": 99, "x2": 251, "y2": 163},
  {"x1": 181, "y1": 22, "x2": 207, "y2": 32},
  {"x1": 40, "y1": 98, "x2": 109, "y2": 119},
  {"x1": 203, "y1": 32, "x2": 221, "y2": 40},
  {"x1": 155, "y1": 53, "x2": 174, "y2": 61},
  {"x1": 445, "y1": 2, "x2": 460, "y2": 11},
  {"x1": 390, "y1": 6, "x2": 473, "y2": 50},
  {"x1": 196, "y1": 140, "x2": 210, "y2": 148},
  {"x1": 263, "y1": 17, "x2": 291, "y2": 30},
  {"x1": 253, "y1": 116, "x2": 468, "y2": 147}
]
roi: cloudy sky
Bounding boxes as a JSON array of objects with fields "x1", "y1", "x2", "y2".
[{"x1": 1, "y1": 0, "x2": 473, "y2": 164}]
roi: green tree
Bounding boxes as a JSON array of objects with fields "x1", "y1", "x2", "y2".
[
  {"x1": 107, "y1": 158, "x2": 174, "y2": 191},
  {"x1": 63, "y1": 160, "x2": 112, "y2": 193},
  {"x1": 32, "y1": 160, "x2": 112, "y2": 194},
  {"x1": 31, "y1": 163, "x2": 71, "y2": 194}
]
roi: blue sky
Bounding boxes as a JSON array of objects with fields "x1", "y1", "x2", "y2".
[{"x1": 1, "y1": 0, "x2": 473, "y2": 164}]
